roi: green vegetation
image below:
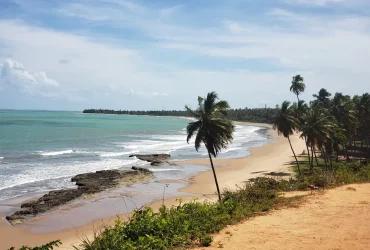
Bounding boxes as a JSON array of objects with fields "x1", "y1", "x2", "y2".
[
  {"x1": 82, "y1": 108, "x2": 277, "y2": 123},
  {"x1": 8, "y1": 240, "x2": 61, "y2": 250},
  {"x1": 273, "y1": 75, "x2": 370, "y2": 170},
  {"x1": 185, "y1": 92, "x2": 235, "y2": 201},
  {"x1": 74, "y1": 178, "x2": 301, "y2": 250}
]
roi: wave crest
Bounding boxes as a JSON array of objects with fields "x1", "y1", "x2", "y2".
[{"x1": 40, "y1": 150, "x2": 74, "y2": 156}]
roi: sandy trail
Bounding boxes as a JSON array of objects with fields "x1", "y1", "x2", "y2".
[{"x1": 194, "y1": 184, "x2": 370, "y2": 250}]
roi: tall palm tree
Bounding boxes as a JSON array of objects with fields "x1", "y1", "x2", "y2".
[
  {"x1": 331, "y1": 93, "x2": 357, "y2": 160},
  {"x1": 292, "y1": 100, "x2": 311, "y2": 164},
  {"x1": 185, "y1": 92, "x2": 235, "y2": 201},
  {"x1": 300, "y1": 108, "x2": 335, "y2": 169},
  {"x1": 354, "y1": 93, "x2": 370, "y2": 159},
  {"x1": 273, "y1": 101, "x2": 301, "y2": 174},
  {"x1": 290, "y1": 75, "x2": 306, "y2": 102}
]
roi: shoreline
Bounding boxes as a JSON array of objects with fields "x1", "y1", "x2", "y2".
[{"x1": 0, "y1": 121, "x2": 306, "y2": 249}]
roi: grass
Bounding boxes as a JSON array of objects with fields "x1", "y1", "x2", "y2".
[{"x1": 10, "y1": 161, "x2": 370, "y2": 250}]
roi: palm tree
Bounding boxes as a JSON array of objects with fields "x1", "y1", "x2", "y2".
[
  {"x1": 300, "y1": 108, "x2": 335, "y2": 169},
  {"x1": 272, "y1": 101, "x2": 301, "y2": 174},
  {"x1": 290, "y1": 75, "x2": 305, "y2": 102},
  {"x1": 354, "y1": 93, "x2": 370, "y2": 159},
  {"x1": 185, "y1": 92, "x2": 235, "y2": 201},
  {"x1": 292, "y1": 100, "x2": 311, "y2": 164},
  {"x1": 312, "y1": 88, "x2": 332, "y2": 109},
  {"x1": 331, "y1": 93, "x2": 357, "y2": 160}
]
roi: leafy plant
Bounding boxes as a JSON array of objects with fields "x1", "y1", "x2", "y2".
[{"x1": 8, "y1": 240, "x2": 61, "y2": 250}]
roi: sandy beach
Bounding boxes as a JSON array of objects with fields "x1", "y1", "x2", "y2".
[
  {"x1": 193, "y1": 183, "x2": 370, "y2": 250},
  {"x1": 0, "y1": 122, "x2": 306, "y2": 249}
]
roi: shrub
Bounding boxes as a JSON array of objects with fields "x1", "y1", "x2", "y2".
[
  {"x1": 76, "y1": 180, "x2": 284, "y2": 250},
  {"x1": 8, "y1": 240, "x2": 61, "y2": 250}
]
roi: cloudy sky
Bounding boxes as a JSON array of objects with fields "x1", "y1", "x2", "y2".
[{"x1": 0, "y1": 0, "x2": 369, "y2": 111}]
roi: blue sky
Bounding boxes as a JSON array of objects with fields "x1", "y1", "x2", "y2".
[{"x1": 0, "y1": 0, "x2": 369, "y2": 110}]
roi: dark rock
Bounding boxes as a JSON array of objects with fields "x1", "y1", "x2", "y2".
[
  {"x1": 129, "y1": 154, "x2": 170, "y2": 165},
  {"x1": 6, "y1": 169, "x2": 153, "y2": 225},
  {"x1": 131, "y1": 166, "x2": 151, "y2": 174}
]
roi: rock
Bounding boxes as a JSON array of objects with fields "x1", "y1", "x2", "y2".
[
  {"x1": 6, "y1": 169, "x2": 153, "y2": 225},
  {"x1": 131, "y1": 166, "x2": 152, "y2": 174},
  {"x1": 129, "y1": 154, "x2": 170, "y2": 165}
]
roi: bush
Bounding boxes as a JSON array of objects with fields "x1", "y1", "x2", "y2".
[
  {"x1": 291, "y1": 161, "x2": 370, "y2": 189},
  {"x1": 8, "y1": 240, "x2": 61, "y2": 250},
  {"x1": 76, "y1": 180, "x2": 284, "y2": 250}
]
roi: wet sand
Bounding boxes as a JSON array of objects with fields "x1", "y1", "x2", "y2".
[{"x1": 0, "y1": 122, "x2": 306, "y2": 249}]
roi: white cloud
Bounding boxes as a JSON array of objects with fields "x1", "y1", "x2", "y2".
[{"x1": 0, "y1": 59, "x2": 59, "y2": 95}]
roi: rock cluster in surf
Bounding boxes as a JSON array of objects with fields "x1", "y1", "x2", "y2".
[
  {"x1": 129, "y1": 153, "x2": 171, "y2": 166},
  {"x1": 6, "y1": 167, "x2": 152, "y2": 225}
]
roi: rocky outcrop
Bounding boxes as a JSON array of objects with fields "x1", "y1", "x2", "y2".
[
  {"x1": 129, "y1": 154, "x2": 171, "y2": 165},
  {"x1": 6, "y1": 168, "x2": 152, "y2": 225}
]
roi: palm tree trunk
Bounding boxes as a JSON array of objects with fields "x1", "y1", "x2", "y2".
[
  {"x1": 207, "y1": 151, "x2": 222, "y2": 201},
  {"x1": 313, "y1": 148, "x2": 319, "y2": 166},
  {"x1": 288, "y1": 136, "x2": 301, "y2": 175},
  {"x1": 310, "y1": 145, "x2": 314, "y2": 170},
  {"x1": 304, "y1": 136, "x2": 311, "y2": 167},
  {"x1": 366, "y1": 128, "x2": 369, "y2": 161},
  {"x1": 321, "y1": 146, "x2": 328, "y2": 170}
]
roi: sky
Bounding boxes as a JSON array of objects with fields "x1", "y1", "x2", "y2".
[{"x1": 0, "y1": 0, "x2": 369, "y2": 111}]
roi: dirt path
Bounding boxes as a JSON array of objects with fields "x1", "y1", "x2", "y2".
[{"x1": 195, "y1": 184, "x2": 370, "y2": 250}]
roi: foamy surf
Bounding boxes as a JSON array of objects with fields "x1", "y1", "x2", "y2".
[{"x1": 40, "y1": 149, "x2": 74, "y2": 156}]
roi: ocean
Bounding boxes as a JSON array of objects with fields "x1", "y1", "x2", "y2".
[{"x1": 0, "y1": 110, "x2": 270, "y2": 201}]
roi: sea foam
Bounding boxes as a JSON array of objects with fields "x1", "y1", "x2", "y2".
[{"x1": 40, "y1": 149, "x2": 74, "y2": 156}]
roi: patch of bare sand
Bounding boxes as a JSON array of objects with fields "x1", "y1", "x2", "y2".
[{"x1": 194, "y1": 184, "x2": 370, "y2": 250}]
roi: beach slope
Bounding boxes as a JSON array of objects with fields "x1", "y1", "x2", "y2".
[{"x1": 193, "y1": 183, "x2": 370, "y2": 250}]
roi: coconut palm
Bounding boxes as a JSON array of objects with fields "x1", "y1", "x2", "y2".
[
  {"x1": 354, "y1": 93, "x2": 370, "y2": 154},
  {"x1": 185, "y1": 92, "x2": 235, "y2": 201},
  {"x1": 291, "y1": 100, "x2": 311, "y2": 164},
  {"x1": 290, "y1": 75, "x2": 306, "y2": 102},
  {"x1": 300, "y1": 108, "x2": 335, "y2": 169},
  {"x1": 324, "y1": 125, "x2": 346, "y2": 168},
  {"x1": 312, "y1": 88, "x2": 332, "y2": 109},
  {"x1": 272, "y1": 101, "x2": 301, "y2": 174},
  {"x1": 331, "y1": 93, "x2": 357, "y2": 160}
]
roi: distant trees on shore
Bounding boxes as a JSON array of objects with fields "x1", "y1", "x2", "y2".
[{"x1": 83, "y1": 107, "x2": 277, "y2": 123}]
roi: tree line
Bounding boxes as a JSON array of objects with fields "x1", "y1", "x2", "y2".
[
  {"x1": 273, "y1": 75, "x2": 370, "y2": 174},
  {"x1": 83, "y1": 107, "x2": 277, "y2": 123}
]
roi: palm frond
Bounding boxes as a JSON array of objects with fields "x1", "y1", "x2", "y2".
[{"x1": 186, "y1": 120, "x2": 202, "y2": 143}]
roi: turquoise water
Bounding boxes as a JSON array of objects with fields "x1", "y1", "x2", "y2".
[{"x1": 0, "y1": 111, "x2": 269, "y2": 200}]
